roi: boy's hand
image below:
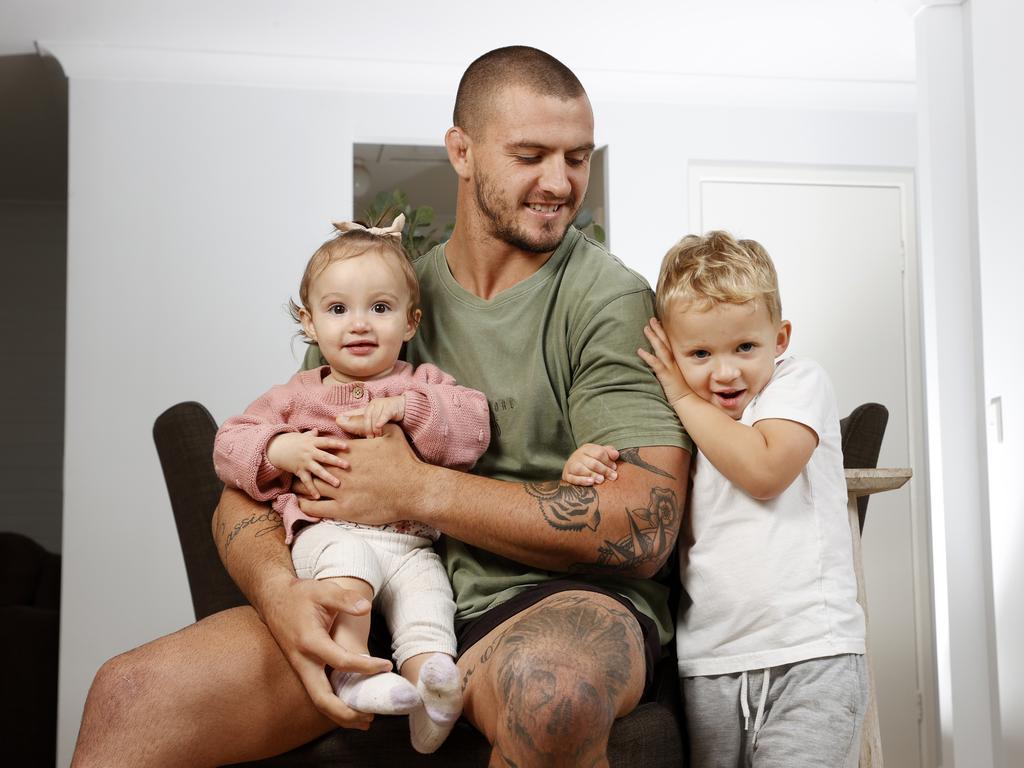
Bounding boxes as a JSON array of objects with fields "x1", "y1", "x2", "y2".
[
  {"x1": 267, "y1": 429, "x2": 350, "y2": 498},
  {"x1": 638, "y1": 318, "x2": 694, "y2": 406},
  {"x1": 562, "y1": 443, "x2": 620, "y2": 486},
  {"x1": 336, "y1": 394, "x2": 406, "y2": 438}
]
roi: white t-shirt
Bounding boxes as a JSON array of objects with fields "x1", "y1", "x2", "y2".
[{"x1": 676, "y1": 356, "x2": 866, "y2": 677}]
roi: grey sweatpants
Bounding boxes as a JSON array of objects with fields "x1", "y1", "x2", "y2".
[{"x1": 682, "y1": 654, "x2": 869, "y2": 768}]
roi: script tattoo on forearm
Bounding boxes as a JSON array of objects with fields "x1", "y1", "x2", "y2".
[
  {"x1": 524, "y1": 481, "x2": 601, "y2": 531},
  {"x1": 617, "y1": 447, "x2": 676, "y2": 480},
  {"x1": 477, "y1": 594, "x2": 642, "y2": 765},
  {"x1": 223, "y1": 509, "x2": 283, "y2": 550},
  {"x1": 570, "y1": 486, "x2": 679, "y2": 574}
]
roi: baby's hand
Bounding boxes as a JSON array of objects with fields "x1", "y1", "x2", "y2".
[
  {"x1": 562, "y1": 443, "x2": 620, "y2": 486},
  {"x1": 266, "y1": 429, "x2": 350, "y2": 498},
  {"x1": 336, "y1": 395, "x2": 406, "y2": 438},
  {"x1": 638, "y1": 318, "x2": 694, "y2": 406}
]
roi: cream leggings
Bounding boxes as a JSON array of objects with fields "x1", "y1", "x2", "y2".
[{"x1": 291, "y1": 521, "x2": 457, "y2": 669}]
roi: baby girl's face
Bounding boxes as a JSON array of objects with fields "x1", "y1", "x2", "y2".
[{"x1": 301, "y1": 250, "x2": 417, "y2": 383}]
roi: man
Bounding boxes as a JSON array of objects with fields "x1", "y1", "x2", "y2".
[{"x1": 73, "y1": 46, "x2": 691, "y2": 767}]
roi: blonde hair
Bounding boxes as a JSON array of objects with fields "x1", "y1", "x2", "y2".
[
  {"x1": 655, "y1": 230, "x2": 782, "y2": 324},
  {"x1": 288, "y1": 226, "x2": 420, "y2": 344}
]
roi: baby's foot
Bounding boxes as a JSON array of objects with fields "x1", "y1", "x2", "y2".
[
  {"x1": 330, "y1": 668, "x2": 420, "y2": 715},
  {"x1": 410, "y1": 654, "x2": 463, "y2": 754}
]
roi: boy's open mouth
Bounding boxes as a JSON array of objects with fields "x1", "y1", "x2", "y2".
[{"x1": 714, "y1": 390, "x2": 745, "y2": 406}]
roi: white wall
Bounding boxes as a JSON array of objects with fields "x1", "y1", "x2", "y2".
[
  {"x1": 969, "y1": 1, "x2": 1024, "y2": 766},
  {"x1": 911, "y1": 0, "x2": 1024, "y2": 765},
  {"x1": 59, "y1": 76, "x2": 357, "y2": 764},
  {"x1": 52, "y1": 57, "x2": 916, "y2": 767}
]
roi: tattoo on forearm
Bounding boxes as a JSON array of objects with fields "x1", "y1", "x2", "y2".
[
  {"x1": 223, "y1": 509, "x2": 283, "y2": 550},
  {"x1": 570, "y1": 487, "x2": 679, "y2": 574},
  {"x1": 524, "y1": 481, "x2": 601, "y2": 531},
  {"x1": 617, "y1": 447, "x2": 676, "y2": 480},
  {"x1": 479, "y1": 595, "x2": 642, "y2": 765}
]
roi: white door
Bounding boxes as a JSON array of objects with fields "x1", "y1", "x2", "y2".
[{"x1": 692, "y1": 164, "x2": 934, "y2": 768}]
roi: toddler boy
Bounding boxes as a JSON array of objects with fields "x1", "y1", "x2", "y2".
[{"x1": 564, "y1": 231, "x2": 868, "y2": 767}]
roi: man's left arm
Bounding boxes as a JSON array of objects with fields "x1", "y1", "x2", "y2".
[
  {"x1": 299, "y1": 288, "x2": 691, "y2": 575},
  {"x1": 300, "y1": 434, "x2": 688, "y2": 578}
]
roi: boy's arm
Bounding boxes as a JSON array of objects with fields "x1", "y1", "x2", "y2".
[
  {"x1": 671, "y1": 396, "x2": 817, "y2": 500},
  {"x1": 640, "y1": 317, "x2": 818, "y2": 500}
]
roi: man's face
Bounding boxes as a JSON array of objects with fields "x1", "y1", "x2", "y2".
[{"x1": 469, "y1": 85, "x2": 595, "y2": 254}]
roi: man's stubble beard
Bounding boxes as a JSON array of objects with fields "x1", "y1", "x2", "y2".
[{"x1": 473, "y1": 169, "x2": 577, "y2": 254}]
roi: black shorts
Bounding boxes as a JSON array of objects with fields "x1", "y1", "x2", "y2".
[{"x1": 453, "y1": 579, "x2": 663, "y2": 700}]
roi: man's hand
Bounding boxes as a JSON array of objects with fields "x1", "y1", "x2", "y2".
[
  {"x1": 638, "y1": 317, "x2": 694, "y2": 406},
  {"x1": 267, "y1": 429, "x2": 350, "y2": 498},
  {"x1": 255, "y1": 571, "x2": 392, "y2": 729},
  {"x1": 336, "y1": 395, "x2": 407, "y2": 438},
  {"x1": 213, "y1": 488, "x2": 389, "y2": 729},
  {"x1": 297, "y1": 424, "x2": 426, "y2": 525},
  {"x1": 562, "y1": 443, "x2": 620, "y2": 486}
]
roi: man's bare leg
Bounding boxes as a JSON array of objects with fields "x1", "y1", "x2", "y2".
[
  {"x1": 457, "y1": 590, "x2": 647, "y2": 768},
  {"x1": 71, "y1": 606, "x2": 345, "y2": 768}
]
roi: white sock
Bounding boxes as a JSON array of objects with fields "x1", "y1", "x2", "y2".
[
  {"x1": 330, "y1": 668, "x2": 420, "y2": 715},
  {"x1": 409, "y1": 654, "x2": 463, "y2": 754}
]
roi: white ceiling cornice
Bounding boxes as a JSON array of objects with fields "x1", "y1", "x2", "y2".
[
  {"x1": 38, "y1": 40, "x2": 915, "y2": 113},
  {"x1": 37, "y1": 41, "x2": 461, "y2": 96}
]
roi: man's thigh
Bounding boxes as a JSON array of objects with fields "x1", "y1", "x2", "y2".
[
  {"x1": 74, "y1": 606, "x2": 334, "y2": 767},
  {"x1": 456, "y1": 590, "x2": 647, "y2": 767}
]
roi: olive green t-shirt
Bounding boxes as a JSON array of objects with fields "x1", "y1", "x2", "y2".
[{"x1": 303, "y1": 227, "x2": 691, "y2": 643}]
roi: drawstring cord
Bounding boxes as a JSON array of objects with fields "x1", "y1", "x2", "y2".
[
  {"x1": 740, "y1": 671, "x2": 751, "y2": 730},
  {"x1": 752, "y1": 667, "x2": 771, "y2": 746},
  {"x1": 740, "y1": 668, "x2": 772, "y2": 747}
]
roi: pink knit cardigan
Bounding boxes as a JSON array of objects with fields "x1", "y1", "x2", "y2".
[{"x1": 214, "y1": 361, "x2": 490, "y2": 541}]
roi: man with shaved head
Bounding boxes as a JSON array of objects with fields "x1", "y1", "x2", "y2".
[{"x1": 73, "y1": 46, "x2": 691, "y2": 767}]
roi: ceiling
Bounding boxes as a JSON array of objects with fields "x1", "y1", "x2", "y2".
[
  {"x1": 2, "y1": 0, "x2": 916, "y2": 82},
  {"x1": 0, "y1": 0, "x2": 918, "y2": 202}
]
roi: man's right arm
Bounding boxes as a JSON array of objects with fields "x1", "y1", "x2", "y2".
[{"x1": 211, "y1": 488, "x2": 391, "y2": 728}]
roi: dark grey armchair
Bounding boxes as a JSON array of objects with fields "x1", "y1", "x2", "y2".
[{"x1": 153, "y1": 401, "x2": 685, "y2": 767}]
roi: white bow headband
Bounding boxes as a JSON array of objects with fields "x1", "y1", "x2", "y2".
[{"x1": 332, "y1": 213, "x2": 405, "y2": 237}]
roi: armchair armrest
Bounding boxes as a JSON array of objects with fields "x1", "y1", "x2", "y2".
[{"x1": 845, "y1": 468, "x2": 912, "y2": 498}]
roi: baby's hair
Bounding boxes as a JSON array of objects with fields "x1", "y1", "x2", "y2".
[
  {"x1": 288, "y1": 216, "x2": 420, "y2": 344},
  {"x1": 655, "y1": 230, "x2": 782, "y2": 324}
]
